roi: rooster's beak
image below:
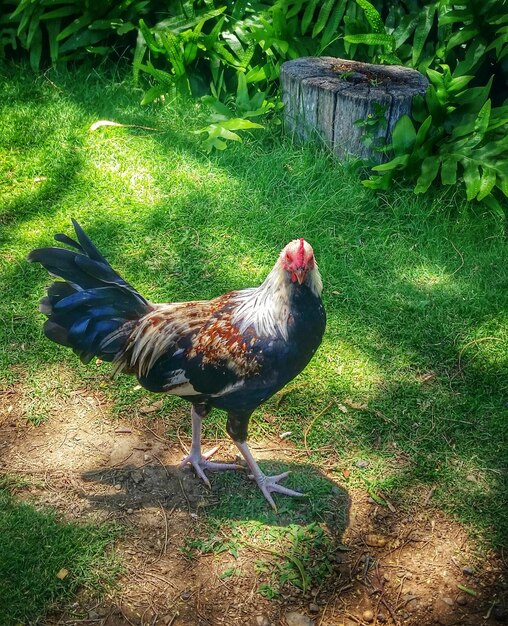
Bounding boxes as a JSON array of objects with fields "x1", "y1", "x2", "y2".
[{"x1": 293, "y1": 269, "x2": 307, "y2": 284}]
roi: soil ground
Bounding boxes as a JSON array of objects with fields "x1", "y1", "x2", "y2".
[{"x1": 1, "y1": 384, "x2": 507, "y2": 626}]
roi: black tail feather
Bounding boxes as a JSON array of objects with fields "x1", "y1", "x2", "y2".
[
  {"x1": 29, "y1": 220, "x2": 152, "y2": 364},
  {"x1": 54, "y1": 233, "x2": 83, "y2": 252},
  {"x1": 71, "y1": 217, "x2": 108, "y2": 263}
]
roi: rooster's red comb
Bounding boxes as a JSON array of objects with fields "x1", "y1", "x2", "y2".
[{"x1": 295, "y1": 238, "x2": 305, "y2": 267}]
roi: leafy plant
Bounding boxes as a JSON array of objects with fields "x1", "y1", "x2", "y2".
[
  {"x1": 1, "y1": 0, "x2": 507, "y2": 208},
  {"x1": 344, "y1": 0, "x2": 399, "y2": 64},
  {"x1": 258, "y1": 582, "x2": 280, "y2": 599},
  {"x1": 339, "y1": 0, "x2": 508, "y2": 210},
  {"x1": 132, "y1": 1, "x2": 364, "y2": 149},
  {"x1": 182, "y1": 532, "x2": 239, "y2": 559},
  {"x1": 350, "y1": 0, "x2": 508, "y2": 78},
  {"x1": 133, "y1": 6, "x2": 229, "y2": 100},
  {"x1": 1, "y1": 0, "x2": 149, "y2": 70},
  {"x1": 133, "y1": 2, "x2": 297, "y2": 147},
  {"x1": 0, "y1": 1, "x2": 17, "y2": 58},
  {"x1": 250, "y1": 523, "x2": 333, "y2": 596},
  {"x1": 354, "y1": 101, "x2": 388, "y2": 154},
  {"x1": 195, "y1": 72, "x2": 281, "y2": 151},
  {"x1": 364, "y1": 65, "x2": 508, "y2": 214}
]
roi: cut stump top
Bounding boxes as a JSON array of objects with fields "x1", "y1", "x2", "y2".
[{"x1": 281, "y1": 57, "x2": 428, "y2": 161}]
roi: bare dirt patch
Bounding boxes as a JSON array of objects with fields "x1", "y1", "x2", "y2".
[{"x1": 1, "y1": 385, "x2": 507, "y2": 626}]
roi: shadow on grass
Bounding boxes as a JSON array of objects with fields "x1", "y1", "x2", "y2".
[
  {"x1": 82, "y1": 460, "x2": 349, "y2": 534},
  {"x1": 2, "y1": 62, "x2": 507, "y2": 551},
  {"x1": 82, "y1": 459, "x2": 349, "y2": 597},
  {"x1": 0, "y1": 148, "x2": 85, "y2": 228},
  {"x1": 0, "y1": 486, "x2": 120, "y2": 626}
]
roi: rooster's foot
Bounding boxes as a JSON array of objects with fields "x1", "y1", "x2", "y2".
[
  {"x1": 179, "y1": 447, "x2": 242, "y2": 488},
  {"x1": 249, "y1": 471, "x2": 304, "y2": 511}
]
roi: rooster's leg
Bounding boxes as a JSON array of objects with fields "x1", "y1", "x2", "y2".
[
  {"x1": 234, "y1": 441, "x2": 304, "y2": 511},
  {"x1": 179, "y1": 405, "x2": 241, "y2": 487}
]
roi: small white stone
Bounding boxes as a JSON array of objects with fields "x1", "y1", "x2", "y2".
[{"x1": 285, "y1": 612, "x2": 314, "y2": 626}]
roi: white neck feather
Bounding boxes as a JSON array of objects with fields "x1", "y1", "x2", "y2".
[{"x1": 231, "y1": 258, "x2": 323, "y2": 341}]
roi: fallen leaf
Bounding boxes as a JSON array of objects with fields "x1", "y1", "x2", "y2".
[
  {"x1": 90, "y1": 120, "x2": 124, "y2": 131},
  {"x1": 378, "y1": 492, "x2": 396, "y2": 512},
  {"x1": 422, "y1": 485, "x2": 436, "y2": 507},
  {"x1": 457, "y1": 584, "x2": 477, "y2": 596},
  {"x1": 355, "y1": 459, "x2": 370, "y2": 468},
  {"x1": 336, "y1": 543, "x2": 351, "y2": 551},
  {"x1": 365, "y1": 533, "x2": 388, "y2": 548},
  {"x1": 417, "y1": 370, "x2": 436, "y2": 383},
  {"x1": 368, "y1": 490, "x2": 388, "y2": 506},
  {"x1": 89, "y1": 119, "x2": 158, "y2": 132},
  {"x1": 139, "y1": 400, "x2": 163, "y2": 414},
  {"x1": 344, "y1": 399, "x2": 368, "y2": 410}
]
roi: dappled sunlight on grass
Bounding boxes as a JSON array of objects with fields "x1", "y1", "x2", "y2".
[
  {"x1": 1, "y1": 64, "x2": 507, "y2": 553},
  {"x1": 457, "y1": 320, "x2": 508, "y2": 370},
  {"x1": 89, "y1": 143, "x2": 161, "y2": 207},
  {"x1": 408, "y1": 270, "x2": 453, "y2": 289},
  {"x1": 182, "y1": 462, "x2": 350, "y2": 597},
  {"x1": 316, "y1": 335, "x2": 385, "y2": 394},
  {"x1": 0, "y1": 488, "x2": 121, "y2": 626}
]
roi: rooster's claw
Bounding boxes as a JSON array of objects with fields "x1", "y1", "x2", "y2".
[
  {"x1": 179, "y1": 447, "x2": 242, "y2": 488},
  {"x1": 249, "y1": 470, "x2": 305, "y2": 511}
]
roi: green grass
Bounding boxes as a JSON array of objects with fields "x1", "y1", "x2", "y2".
[
  {"x1": 182, "y1": 461, "x2": 349, "y2": 597},
  {"x1": 0, "y1": 61, "x2": 507, "y2": 616},
  {"x1": 0, "y1": 483, "x2": 120, "y2": 625}
]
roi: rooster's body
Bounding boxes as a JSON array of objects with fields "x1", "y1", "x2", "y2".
[{"x1": 29, "y1": 220, "x2": 325, "y2": 508}]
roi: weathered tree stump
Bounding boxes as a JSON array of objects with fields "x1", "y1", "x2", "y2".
[{"x1": 281, "y1": 57, "x2": 428, "y2": 161}]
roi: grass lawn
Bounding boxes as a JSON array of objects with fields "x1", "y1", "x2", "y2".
[
  {"x1": 0, "y1": 478, "x2": 121, "y2": 624},
  {"x1": 0, "y1": 61, "x2": 507, "y2": 623}
]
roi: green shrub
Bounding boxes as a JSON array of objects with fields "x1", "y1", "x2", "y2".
[
  {"x1": 345, "y1": 0, "x2": 507, "y2": 210},
  {"x1": 0, "y1": 0, "x2": 149, "y2": 69},
  {"x1": 364, "y1": 65, "x2": 508, "y2": 215},
  {"x1": 1, "y1": 0, "x2": 507, "y2": 211}
]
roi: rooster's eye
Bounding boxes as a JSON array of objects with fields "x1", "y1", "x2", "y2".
[{"x1": 286, "y1": 252, "x2": 292, "y2": 262}]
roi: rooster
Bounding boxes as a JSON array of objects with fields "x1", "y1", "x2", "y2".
[{"x1": 28, "y1": 220, "x2": 326, "y2": 509}]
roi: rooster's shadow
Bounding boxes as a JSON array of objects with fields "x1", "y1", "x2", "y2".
[{"x1": 82, "y1": 459, "x2": 350, "y2": 533}]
